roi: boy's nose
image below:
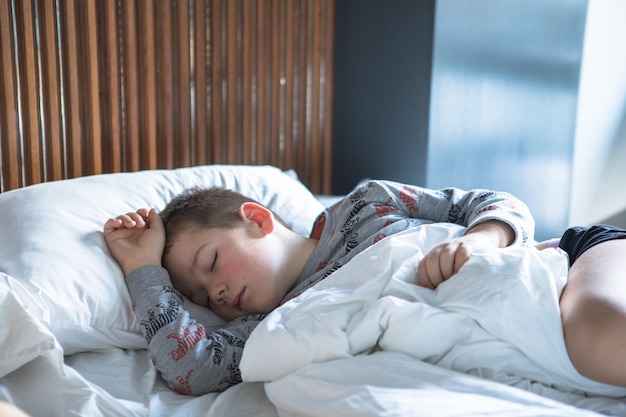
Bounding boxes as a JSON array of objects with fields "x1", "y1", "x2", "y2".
[{"x1": 210, "y1": 283, "x2": 227, "y2": 305}]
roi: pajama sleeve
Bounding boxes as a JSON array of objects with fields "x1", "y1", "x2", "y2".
[
  {"x1": 126, "y1": 265, "x2": 264, "y2": 395},
  {"x1": 358, "y1": 180, "x2": 534, "y2": 245}
]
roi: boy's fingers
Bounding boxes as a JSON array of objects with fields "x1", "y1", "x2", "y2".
[
  {"x1": 103, "y1": 217, "x2": 123, "y2": 233},
  {"x1": 103, "y1": 208, "x2": 155, "y2": 236},
  {"x1": 146, "y1": 208, "x2": 165, "y2": 229},
  {"x1": 417, "y1": 259, "x2": 435, "y2": 289},
  {"x1": 120, "y1": 212, "x2": 147, "y2": 227},
  {"x1": 136, "y1": 208, "x2": 151, "y2": 220}
]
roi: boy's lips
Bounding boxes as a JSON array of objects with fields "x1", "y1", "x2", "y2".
[{"x1": 231, "y1": 289, "x2": 244, "y2": 310}]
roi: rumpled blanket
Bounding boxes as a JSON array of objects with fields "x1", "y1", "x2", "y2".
[{"x1": 241, "y1": 224, "x2": 626, "y2": 411}]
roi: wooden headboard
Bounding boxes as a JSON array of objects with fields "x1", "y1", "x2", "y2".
[{"x1": 0, "y1": 0, "x2": 334, "y2": 194}]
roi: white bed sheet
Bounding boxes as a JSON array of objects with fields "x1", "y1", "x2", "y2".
[{"x1": 1, "y1": 341, "x2": 278, "y2": 417}]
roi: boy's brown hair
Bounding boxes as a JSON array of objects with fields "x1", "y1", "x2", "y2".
[
  {"x1": 159, "y1": 187, "x2": 285, "y2": 259},
  {"x1": 160, "y1": 187, "x2": 256, "y2": 257}
]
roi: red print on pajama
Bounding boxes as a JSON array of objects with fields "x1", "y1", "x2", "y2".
[
  {"x1": 476, "y1": 204, "x2": 499, "y2": 215},
  {"x1": 172, "y1": 369, "x2": 194, "y2": 395},
  {"x1": 167, "y1": 322, "x2": 207, "y2": 362},
  {"x1": 375, "y1": 202, "x2": 399, "y2": 217},
  {"x1": 373, "y1": 233, "x2": 387, "y2": 244},
  {"x1": 399, "y1": 186, "x2": 422, "y2": 215},
  {"x1": 316, "y1": 260, "x2": 328, "y2": 272}
]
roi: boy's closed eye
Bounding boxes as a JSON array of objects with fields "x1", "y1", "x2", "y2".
[{"x1": 210, "y1": 252, "x2": 217, "y2": 272}]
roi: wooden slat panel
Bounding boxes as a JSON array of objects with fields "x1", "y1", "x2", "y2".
[
  {"x1": 139, "y1": 0, "x2": 157, "y2": 169},
  {"x1": 296, "y1": 0, "x2": 309, "y2": 180},
  {"x1": 310, "y1": 0, "x2": 322, "y2": 192},
  {"x1": 85, "y1": 0, "x2": 102, "y2": 174},
  {"x1": 227, "y1": 0, "x2": 238, "y2": 163},
  {"x1": 39, "y1": 0, "x2": 63, "y2": 181},
  {"x1": 60, "y1": 0, "x2": 83, "y2": 177},
  {"x1": 15, "y1": 0, "x2": 42, "y2": 185},
  {"x1": 177, "y1": 0, "x2": 191, "y2": 167},
  {"x1": 255, "y1": 0, "x2": 268, "y2": 165},
  {"x1": 0, "y1": 0, "x2": 21, "y2": 191},
  {"x1": 283, "y1": 0, "x2": 295, "y2": 170},
  {"x1": 0, "y1": 0, "x2": 335, "y2": 194},
  {"x1": 321, "y1": 0, "x2": 335, "y2": 193},
  {"x1": 102, "y1": 0, "x2": 123, "y2": 173},
  {"x1": 210, "y1": 0, "x2": 223, "y2": 163},
  {"x1": 156, "y1": 0, "x2": 174, "y2": 167},
  {"x1": 192, "y1": 0, "x2": 207, "y2": 166},
  {"x1": 270, "y1": 0, "x2": 280, "y2": 166},
  {"x1": 122, "y1": 0, "x2": 140, "y2": 171},
  {"x1": 241, "y1": 0, "x2": 252, "y2": 164}
]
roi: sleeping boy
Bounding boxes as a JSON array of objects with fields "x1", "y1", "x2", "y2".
[
  {"x1": 104, "y1": 181, "x2": 534, "y2": 395},
  {"x1": 104, "y1": 180, "x2": 537, "y2": 395}
]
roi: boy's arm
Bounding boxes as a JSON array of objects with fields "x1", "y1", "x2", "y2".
[
  {"x1": 417, "y1": 219, "x2": 514, "y2": 289},
  {"x1": 464, "y1": 218, "x2": 515, "y2": 247},
  {"x1": 367, "y1": 181, "x2": 534, "y2": 288},
  {"x1": 373, "y1": 181, "x2": 534, "y2": 245},
  {"x1": 104, "y1": 208, "x2": 255, "y2": 394},
  {"x1": 127, "y1": 266, "x2": 262, "y2": 395}
]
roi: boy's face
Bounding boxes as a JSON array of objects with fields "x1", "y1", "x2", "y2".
[{"x1": 164, "y1": 224, "x2": 286, "y2": 321}]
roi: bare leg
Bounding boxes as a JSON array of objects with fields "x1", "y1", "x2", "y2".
[{"x1": 559, "y1": 239, "x2": 626, "y2": 386}]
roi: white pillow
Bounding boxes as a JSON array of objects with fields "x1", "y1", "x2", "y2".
[{"x1": 0, "y1": 165, "x2": 324, "y2": 355}]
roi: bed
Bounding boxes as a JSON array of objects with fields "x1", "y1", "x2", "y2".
[
  {"x1": 1, "y1": 163, "x2": 626, "y2": 417},
  {"x1": 2, "y1": 1, "x2": 626, "y2": 415}
]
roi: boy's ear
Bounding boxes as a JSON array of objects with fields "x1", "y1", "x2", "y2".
[{"x1": 239, "y1": 202, "x2": 274, "y2": 235}]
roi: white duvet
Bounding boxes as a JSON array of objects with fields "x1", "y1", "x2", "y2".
[
  {"x1": 241, "y1": 223, "x2": 626, "y2": 416},
  {"x1": 3, "y1": 223, "x2": 626, "y2": 416}
]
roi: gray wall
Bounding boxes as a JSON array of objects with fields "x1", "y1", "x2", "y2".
[
  {"x1": 332, "y1": 0, "x2": 626, "y2": 238},
  {"x1": 427, "y1": 0, "x2": 588, "y2": 240},
  {"x1": 571, "y1": 0, "x2": 626, "y2": 228},
  {"x1": 332, "y1": 0, "x2": 435, "y2": 194}
]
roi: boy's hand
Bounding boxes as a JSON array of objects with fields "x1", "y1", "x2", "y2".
[
  {"x1": 417, "y1": 220, "x2": 514, "y2": 289},
  {"x1": 103, "y1": 208, "x2": 165, "y2": 277}
]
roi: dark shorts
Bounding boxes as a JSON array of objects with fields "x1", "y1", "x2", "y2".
[{"x1": 558, "y1": 224, "x2": 626, "y2": 267}]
